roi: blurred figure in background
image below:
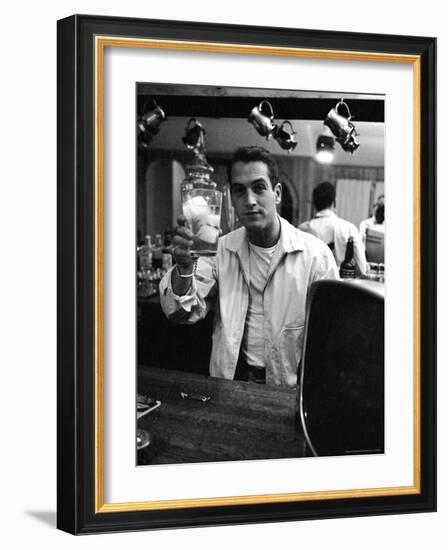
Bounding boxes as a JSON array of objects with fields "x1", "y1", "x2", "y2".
[
  {"x1": 299, "y1": 181, "x2": 367, "y2": 276},
  {"x1": 360, "y1": 194, "x2": 385, "y2": 245},
  {"x1": 364, "y1": 201, "x2": 385, "y2": 264}
]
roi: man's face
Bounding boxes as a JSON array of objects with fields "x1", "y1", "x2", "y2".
[{"x1": 230, "y1": 161, "x2": 282, "y2": 234}]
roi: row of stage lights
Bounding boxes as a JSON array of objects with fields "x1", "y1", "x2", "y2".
[{"x1": 137, "y1": 98, "x2": 360, "y2": 163}]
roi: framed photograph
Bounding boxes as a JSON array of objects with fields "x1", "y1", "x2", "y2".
[{"x1": 57, "y1": 14, "x2": 436, "y2": 534}]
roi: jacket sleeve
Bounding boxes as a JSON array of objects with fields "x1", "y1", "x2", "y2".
[
  {"x1": 311, "y1": 241, "x2": 340, "y2": 283},
  {"x1": 159, "y1": 256, "x2": 217, "y2": 324}
]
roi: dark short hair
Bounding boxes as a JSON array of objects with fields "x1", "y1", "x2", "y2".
[
  {"x1": 227, "y1": 146, "x2": 279, "y2": 189},
  {"x1": 312, "y1": 181, "x2": 336, "y2": 211},
  {"x1": 374, "y1": 203, "x2": 385, "y2": 224}
]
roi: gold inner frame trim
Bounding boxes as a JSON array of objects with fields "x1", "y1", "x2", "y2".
[{"x1": 94, "y1": 35, "x2": 421, "y2": 514}]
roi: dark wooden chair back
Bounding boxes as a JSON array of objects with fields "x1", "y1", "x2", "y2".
[{"x1": 299, "y1": 280, "x2": 384, "y2": 457}]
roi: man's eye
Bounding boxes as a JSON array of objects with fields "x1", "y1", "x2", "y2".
[
  {"x1": 231, "y1": 186, "x2": 245, "y2": 195},
  {"x1": 253, "y1": 185, "x2": 266, "y2": 193}
]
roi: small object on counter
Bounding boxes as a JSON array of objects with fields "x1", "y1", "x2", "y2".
[
  {"x1": 180, "y1": 391, "x2": 211, "y2": 403},
  {"x1": 365, "y1": 262, "x2": 385, "y2": 283},
  {"x1": 136, "y1": 428, "x2": 151, "y2": 451},
  {"x1": 137, "y1": 394, "x2": 161, "y2": 419}
]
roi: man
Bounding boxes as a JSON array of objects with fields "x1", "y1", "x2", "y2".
[
  {"x1": 160, "y1": 147, "x2": 338, "y2": 387},
  {"x1": 299, "y1": 181, "x2": 367, "y2": 276},
  {"x1": 359, "y1": 194, "x2": 385, "y2": 245}
]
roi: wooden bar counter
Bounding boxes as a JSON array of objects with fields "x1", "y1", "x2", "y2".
[{"x1": 137, "y1": 366, "x2": 307, "y2": 465}]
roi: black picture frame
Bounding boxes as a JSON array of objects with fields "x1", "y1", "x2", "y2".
[{"x1": 57, "y1": 14, "x2": 436, "y2": 534}]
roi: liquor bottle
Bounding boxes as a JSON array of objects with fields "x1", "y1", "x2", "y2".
[
  {"x1": 181, "y1": 144, "x2": 222, "y2": 257},
  {"x1": 162, "y1": 228, "x2": 173, "y2": 271},
  {"x1": 138, "y1": 235, "x2": 153, "y2": 272},
  {"x1": 152, "y1": 233, "x2": 163, "y2": 269},
  {"x1": 339, "y1": 237, "x2": 356, "y2": 279}
]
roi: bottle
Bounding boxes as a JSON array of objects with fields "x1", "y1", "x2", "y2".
[
  {"x1": 162, "y1": 228, "x2": 173, "y2": 271},
  {"x1": 339, "y1": 237, "x2": 356, "y2": 279},
  {"x1": 138, "y1": 235, "x2": 153, "y2": 272},
  {"x1": 181, "y1": 149, "x2": 222, "y2": 257},
  {"x1": 152, "y1": 233, "x2": 163, "y2": 269}
]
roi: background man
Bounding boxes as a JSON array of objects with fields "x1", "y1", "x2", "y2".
[
  {"x1": 160, "y1": 147, "x2": 338, "y2": 387},
  {"x1": 299, "y1": 181, "x2": 367, "y2": 276}
]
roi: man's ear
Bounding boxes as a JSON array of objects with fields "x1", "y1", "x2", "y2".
[{"x1": 274, "y1": 182, "x2": 282, "y2": 204}]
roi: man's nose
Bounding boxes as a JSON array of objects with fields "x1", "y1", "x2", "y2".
[{"x1": 245, "y1": 189, "x2": 257, "y2": 206}]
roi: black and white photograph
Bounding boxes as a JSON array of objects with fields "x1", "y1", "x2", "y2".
[{"x1": 135, "y1": 82, "x2": 386, "y2": 465}]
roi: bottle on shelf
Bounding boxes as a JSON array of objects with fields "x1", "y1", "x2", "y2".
[
  {"x1": 152, "y1": 233, "x2": 163, "y2": 270},
  {"x1": 138, "y1": 235, "x2": 153, "y2": 272},
  {"x1": 339, "y1": 237, "x2": 356, "y2": 279},
  {"x1": 162, "y1": 228, "x2": 173, "y2": 271}
]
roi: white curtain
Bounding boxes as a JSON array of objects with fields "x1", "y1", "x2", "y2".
[{"x1": 335, "y1": 179, "x2": 372, "y2": 229}]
